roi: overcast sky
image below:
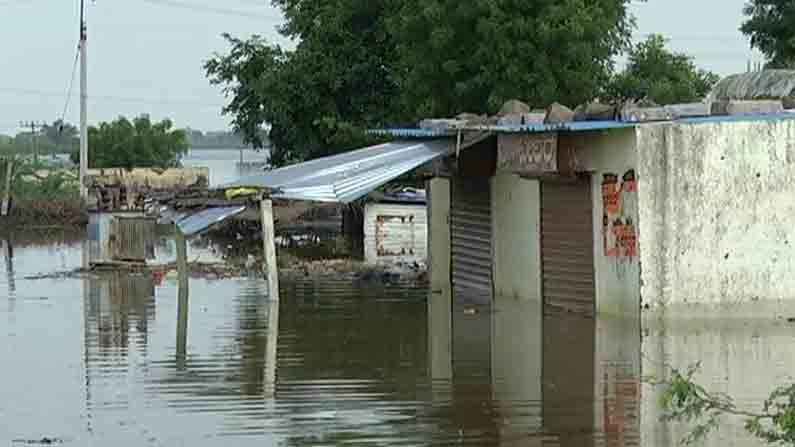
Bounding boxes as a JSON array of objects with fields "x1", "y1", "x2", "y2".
[{"x1": 0, "y1": 0, "x2": 762, "y2": 135}]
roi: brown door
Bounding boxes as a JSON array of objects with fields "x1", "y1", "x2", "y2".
[
  {"x1": 450, "y1": 177, "x2": 492, "y2": 304},
  {"x1": 541, "y1": 177, "x2": 595, "y2": 316}
]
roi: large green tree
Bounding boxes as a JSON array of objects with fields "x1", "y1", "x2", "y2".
[
  {"x1": 605, "y1": 35, "x2": 720, "y2": 104},
  {"x1": 71, "y1": 115, "x2": 188, "y2": 169},
  {"x1": 390, "y1": 0, "x2": 635, "y2": 117},
  {"x1": 206, "y1": 0, "x2": 636, "y2": 166},
  {"x1": 205, "y1": 0, "x2": 398, "y2": 167},
  {"x1": 741, "y1": 0, "x2": 795, "y2": 68}
]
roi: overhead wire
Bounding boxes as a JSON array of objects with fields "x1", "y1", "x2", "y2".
[
  {"x1": 59, "y1": 44, "x2": 81, "y2": 124},
  {"x1": 0, "y1": 87, "x2": 225, "y2": 109},
  {"x1": 139, "y1": 0, "x2": 282, "y2": 21}
]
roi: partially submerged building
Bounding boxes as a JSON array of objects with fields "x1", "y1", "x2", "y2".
[
  {"x1": 406, "y1": 111, "x2": 795, "y2": 316},
  {"x1": 153, "y1": 92, "x2": 795, "y2": 316}
]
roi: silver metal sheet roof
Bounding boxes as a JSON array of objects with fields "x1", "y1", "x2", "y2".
[
  {"x1": 223, "y1": 140, "x2": 454, "y2": 203},
  {"x1": 158, "y1": 206, "x2": 247, "y2": 236}
]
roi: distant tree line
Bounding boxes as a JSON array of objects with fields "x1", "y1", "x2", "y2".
[
  {"x1": 70, "y1": 115, "x2": 188, "y2": 169},
  {"x1": 0, "y1": 120, "x2": 79, "y2": 156},
  {"x1": 183, "y1": 128, "x2": 269, "y2": 149}
]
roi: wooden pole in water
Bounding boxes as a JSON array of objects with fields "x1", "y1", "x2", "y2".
[
  {"x1": 261, "y1": 198, "x2": 280, "y2": 395},
  {"x1": 1, "y1": 158, "x2": 14, "y2": 217},
  {"x1": 175, "y1": 228, "x2": 189, "y2": 369}
]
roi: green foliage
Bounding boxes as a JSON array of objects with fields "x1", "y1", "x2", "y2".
[
  {"x1": 0, "y1": 120, "x2": 79, "y2": 156},
  {"x1": 605, "y1": 35, "x2": 720, "y2": 104},
  {"x1": 71, "y1": 115, "x2": 188, "y2": 169},
  {"x1": 653, "y1": 363, "x2": 795, "y2": 446},
  {"x1": 741, "y1": 0, "x2": 795, "y2": 68},
  {"x1": 206, "y1": 0, "x2": 637, "y2": 166},
  {"x1": 205, "y1": 0, "x2": 398, "y2": 167},
  {"x1": 390, "y1": 0, "x2": 635, "y2": 117}
]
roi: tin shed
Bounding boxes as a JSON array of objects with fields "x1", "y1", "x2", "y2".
[{"x1": 364, "y1": 189, "x2": 427, "y2": 266}]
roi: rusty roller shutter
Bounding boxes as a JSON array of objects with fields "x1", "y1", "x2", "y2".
[
  {"x1": 541, "y1": 178, "x2": 595, "y2": 316},
  {"x1": 451, "y1": 178, "x2": 492, "y2": 303}
]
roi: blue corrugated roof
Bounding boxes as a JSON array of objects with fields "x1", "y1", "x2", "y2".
[
  {"x1": 368, "y1": 120, "x2": 635, "y2": 138},
  {"x1": 369, "y1": 112, "x2": 795, "y2": 138},
  {"x1": 367, "y1": 128, "x2": 453, "y2": 138},
  {"x1": 676, "y1": 111, "x2": 795, "y2": 125},
  {"x1": 467, "y1": 120, "x2": 636, "y2": 133}
]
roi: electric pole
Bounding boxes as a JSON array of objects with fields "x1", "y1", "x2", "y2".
[
  {"x1": 79, "y1": 0, "x2": 88, "y2": 200},
  {"x1": 19, "y1": 121, "x2": 44, "y2": 165}
]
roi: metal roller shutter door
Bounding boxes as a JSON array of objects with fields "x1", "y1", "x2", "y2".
[
  {"x1": 541, "y1": 178, "x2": 595, "y2": 315},
  {"x1": 451, "y1": 178, "x2": 492, "y2": 303}
]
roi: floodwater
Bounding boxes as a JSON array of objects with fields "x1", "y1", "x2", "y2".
[
  {"x1": 3, "y1": 237, "x2": 792, "y2": 446},
  {"x1": 182, "y1": 148, "x2": 269, "y2": 186},
  {"x1": 1, "y1": 147, "x2": 791, "y2": 446}
]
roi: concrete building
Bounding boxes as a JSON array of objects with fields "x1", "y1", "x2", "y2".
[
  {"x1": 423, "y1": 112, "x2": 795, "y2": 315},
  {"x1": 363, "y1": 189, "x2": 427, "y2": 266}
]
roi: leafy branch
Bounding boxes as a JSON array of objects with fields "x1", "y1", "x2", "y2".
[{"x1": 650, "y1": 363, "x2": 795, "y2": 446}]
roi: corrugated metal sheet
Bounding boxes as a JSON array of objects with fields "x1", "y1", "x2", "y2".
[
  {"x1": 174, "y1": 206, "x2": 247, "y2": 236},
  {"x1": 451, "y1": 178, "x2": 492, "y2": 303},
  {"x1": 541, "y1": 179, "x2": 595, "y2": 316},
  {"x1": 109, "y1": 216, "x2": 157, "y2": 262},
  {"x1": 223, "y1": 140, "x2": 454, "y2": 203},
  {"x1": 364, "y1": 203, "x2": 427, "y2": 266},
  {"x1": 709, "y1": 70, "x2": 795, "y2": 102}
]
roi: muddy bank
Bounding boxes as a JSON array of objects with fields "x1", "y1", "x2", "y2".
[
  {"x1": 25, "y1": 258, "x2": 428, "y2": 286},
  {"x1": 0, "y1": 199, "x2": 88, "y2": 230}
]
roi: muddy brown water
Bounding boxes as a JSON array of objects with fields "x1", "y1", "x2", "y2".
[{"x1": 1, "y1": 236, "x2": 792, "y2": 446}]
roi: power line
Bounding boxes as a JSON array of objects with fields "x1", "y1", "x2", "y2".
[
  {"x1": 140, "y1": 0, "x2": 282, "y2": 21},
  {"x1": 60, "y1": 45, "x2": 81, "y2": 123},
  {"x1": 0, "y1": 87, "x2": 226, "y2": 109}
]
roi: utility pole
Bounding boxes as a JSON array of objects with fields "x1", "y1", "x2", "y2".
[
  {"x1": 19, "y1": 121, "x2": 44, "y2": 165},
  {"x1": 79, "y1": 0, "x2": 88, "y2": 200}
]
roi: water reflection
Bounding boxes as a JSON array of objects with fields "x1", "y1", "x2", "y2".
[{"x1": 1, "y1": 238, "x2": 649, "y2": 446}]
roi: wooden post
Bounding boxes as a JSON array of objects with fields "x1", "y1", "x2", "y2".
[
  {"x1": 3, "y1": 239, "x2": 15, "y2": 295},
  {"x1": 261, "y1": 198, "x2": 280, "y2": 395},
  {"x1": 1, "y1": 158, "x2": 14, "y2": 217},
  {"x1": 175, "y1": 228, "x2": 189, "y2": 369}
]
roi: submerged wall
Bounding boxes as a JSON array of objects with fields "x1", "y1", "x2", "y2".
[
  {"x1": 637, "y1": 118, "x2": 795, "y2": 311},
  {"x1": 642, "y1": 316, "x2": 795, "y2": 447},
  {"x1": 569, "y1": 129, "x2": 640, "y2": 315}
]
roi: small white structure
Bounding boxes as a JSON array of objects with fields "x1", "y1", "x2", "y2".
[{"x1": 364, "y1": 189, "x2": 427, "y2": 266}]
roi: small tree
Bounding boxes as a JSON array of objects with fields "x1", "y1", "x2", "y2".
[
  {"x1": 71, "y1": 115, "x2": 188, "y2": 169},
  {"x1": 606, "y1": 35, "x2": 719, "y2": 105},
  {"x1": 653, "y1": 364, "x2": 795, "y2": 446}
]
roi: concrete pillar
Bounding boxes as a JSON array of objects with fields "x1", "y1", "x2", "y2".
[
  {"x1": 427, "y1": 177, "x2": 451, "y2": 292},
  {"x1": 426, "y1": 178, "x2": 452, "y2": 381},
  {"x1": 491, "y1": 174, "x2": 541, "y2": 301}
]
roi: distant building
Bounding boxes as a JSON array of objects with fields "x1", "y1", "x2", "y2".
[{"x1": 363, "y1": 189, "x2": 427, "y2": 266}]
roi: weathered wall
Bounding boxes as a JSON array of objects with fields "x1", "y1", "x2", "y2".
[
  {"x1": 569, "y1": 129, "x2": 641, "y2": 315},
  {"x1": 363, "y1": 203, "x2": 427, "y2": 266},
  {"x1": 636, "y1": 118, "x2": 795, "y2": 310},
  {"x1": 491, "y1": 174, "x2": 541, "y2": 301}
]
